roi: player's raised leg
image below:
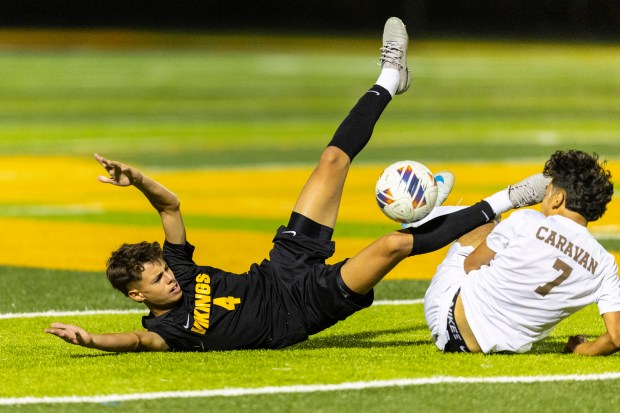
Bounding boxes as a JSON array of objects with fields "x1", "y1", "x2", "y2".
[
  {"x1": 340, "y1": 172, "x2": 550, "y2": 294},
  {"x1": 290, "y1": 17, "x2": 411, "y2": 233}
]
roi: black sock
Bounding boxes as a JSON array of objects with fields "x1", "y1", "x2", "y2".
[
  {"x1": 408, "y1": 201, "x2": 495, "y2": 256},
  {"x1": 327, "y1": 85, "x2": 392, "y2": 161}
]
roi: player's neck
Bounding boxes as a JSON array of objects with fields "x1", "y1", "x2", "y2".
[
  {"x1": 146, "y1": 300, "x2": 179, "y2": 317},
  {"x1": 552, "y1": 209, "x2": 588, "y2": 227},
  {"x1": 148, "y1": 306, "x2": 173, "y2": 317}
]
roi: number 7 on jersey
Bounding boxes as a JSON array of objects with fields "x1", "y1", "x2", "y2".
[{"x1": 535, "y1": 258, "x2": 573, "y2": 297}]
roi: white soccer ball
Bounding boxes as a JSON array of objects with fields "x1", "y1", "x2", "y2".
[{"x1": 375, "y1": 160, "x2": 438, "y2": 223}]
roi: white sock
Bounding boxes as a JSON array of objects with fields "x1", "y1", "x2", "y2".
[
  {"x1": 484, "y1": 189, "x2": 513, "y2": 216},
  {"x1": 375, "y1": 68, "x2": 400, "y2": 97}
]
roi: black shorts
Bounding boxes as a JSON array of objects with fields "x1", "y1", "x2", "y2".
[{"x1": 268, "y1": 225, "x2": 374, "y2": 335}]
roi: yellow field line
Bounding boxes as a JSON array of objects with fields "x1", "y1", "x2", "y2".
[{"x1": 0, "y1": 156, "x2": 618, "y2": 278}]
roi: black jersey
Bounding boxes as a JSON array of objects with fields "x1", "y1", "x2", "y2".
[{"x1": 142, "y1": 240, "x2": 308, "y2": 351}]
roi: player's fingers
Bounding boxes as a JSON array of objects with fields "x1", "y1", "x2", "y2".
[
  {"x1": 44, "y1": 327, "x2": 71, "y2": 341},
  {"x1": 94, "y1": 153, "x2": 110, "y2": 167},
  {"x1": 97, "y1": 175, "x2": 117, "y2": 185},
  {"x1": 94, "y1": 155, "x2": 122, "y2": 179},
  {"x1": 46, "y1": 323, "x2": 74, "y2": 335},
  {"x1": 45, "y1": 328, "x2": 68, "y2": 337},
  {"x1": 95, "y1": 154, "x2": 124, "y2": 173}
]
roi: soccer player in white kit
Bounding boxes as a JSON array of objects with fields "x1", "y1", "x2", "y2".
[{"x1": 424, "y1": 149, "x2": 620, "y2": 355}]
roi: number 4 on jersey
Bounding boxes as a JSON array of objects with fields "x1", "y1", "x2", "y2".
[
  {"x1": 213, "y1": 296, "x2": 241, "y2": 310},
  {"x1": 535, "y1": 258, "x2": 573, "y2": 297}
]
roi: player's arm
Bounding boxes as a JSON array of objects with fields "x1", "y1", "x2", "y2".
[
  {"x1": 95, "y1": 153, "x2": 186, "y2": 244},
  {"x1": 564, "y1": 312, "x2": 620, "y2": 356},
  {"x1": 45, "y1": 322, "x2": 169, "y2": 352},
  {"x1": 464, "y1": 241, "x2": 496, "y2": 273}
]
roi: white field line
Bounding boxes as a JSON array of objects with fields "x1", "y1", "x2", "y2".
[
  {"x1": 0, "y1": 299, "x2": 423, "y2": 320},
  {"x1": 0, "y1": 309, "x2": 147, "y2": 319},
  {"x1": 374, "y1": 299, "x2": 423, "y2": 306},
  {"x1": 2, "y1": 373, "x2": 620, "y2": 405}
]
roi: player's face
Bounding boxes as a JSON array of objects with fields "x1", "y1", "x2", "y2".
[{"x1": 129, "y1": 259, "x2": 182, "y2": 310}]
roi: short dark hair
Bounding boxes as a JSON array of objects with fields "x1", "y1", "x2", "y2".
[
  {"x1": 106, "y1": 241, "x2": 163, "y2": 296},
  {"x1": 543, "y1": 150, "x2": 614, "y2": 222}
]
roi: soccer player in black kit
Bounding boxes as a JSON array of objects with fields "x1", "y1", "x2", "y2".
[{"x1": 45, "y1": 17, "x2": 549, "y2": 352}]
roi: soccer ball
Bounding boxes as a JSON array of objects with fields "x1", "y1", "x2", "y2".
[{"x1": 375, "y1": 160, "x2": 438, "y2": 223}]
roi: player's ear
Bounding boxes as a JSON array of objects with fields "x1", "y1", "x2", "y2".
[
  {"x1": 551, "y1": 188, "x2": 566, "y2": 208},
  {"x1": 127, "y1": 289, "x2": 145, "y2": 303}
]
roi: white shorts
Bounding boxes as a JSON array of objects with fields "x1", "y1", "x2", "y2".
[{"x1": 423, "y1": 242, "x2": 474, "y2": 351}]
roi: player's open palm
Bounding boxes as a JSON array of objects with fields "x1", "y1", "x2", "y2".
[
  {"x1": 95, "y1": 153, "x2": 142, "y2": 187},
  {"x1": 45, "y1": 322, "x2": 94, "y2": 348}
]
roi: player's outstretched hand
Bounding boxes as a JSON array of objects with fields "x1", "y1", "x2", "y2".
[
  {"x1": 45, "y1": 322, "x2": 94, "y2": 348},
  {"x1": 95, "y1": 153, "x2": 143, "y2": 187},
  {"x1": 563, "y1": 335, "x2": 589, "y2": 353}
]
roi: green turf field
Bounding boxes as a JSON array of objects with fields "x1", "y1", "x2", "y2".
[{"x1": 0, "y1": 32, "x2": 619, "y2": 412}]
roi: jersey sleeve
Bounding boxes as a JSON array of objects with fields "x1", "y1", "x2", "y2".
[
  {"x1": 597, "y1": 260, "x2": 620, "y2": 315},
  {"x1": 485, "y1": 215, "x2": 517, "y2": 253},
  {"x1": 163, "y1": 240, "x2": 197, "y2": 281}
]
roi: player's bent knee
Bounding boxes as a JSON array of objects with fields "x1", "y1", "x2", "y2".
[
  {"x1": 381, "y1": 231, "x2": 412, "y2": 259},
  {"x1": 320, "y1": 146, "x2": 350, "y2": 170}
]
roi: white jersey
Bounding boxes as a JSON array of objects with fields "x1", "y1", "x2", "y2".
[{"x1": 461, "y1": 209, "x2": 620, "y2": 353}]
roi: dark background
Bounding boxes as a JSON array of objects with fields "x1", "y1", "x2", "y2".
[{"x1": 1, "y1": 0, "x2": 619, "y2": 40}]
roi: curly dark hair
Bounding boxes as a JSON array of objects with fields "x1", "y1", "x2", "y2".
[
  {"x1": 543, "y1": 150, "x2": 614, "y2": 222},
  {"x1": 106, "y1": 241, "x2": 163, "y2": 296}
]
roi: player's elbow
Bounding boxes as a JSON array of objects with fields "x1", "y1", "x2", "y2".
[
  {"x1": 160, "y1": 194, "x2": 181, "y2": 214},
  {"x1": 603, "y1": 312, "x2": 620, "y2": 352},
  {"x1": 170, "y1": 195, "x2": 181, "y2": 212},
  {"x1": 135, "y1": 331, "x2": 169, "y2": 352},
  {"x1": 166, "y1": 191, "x2": 181, "y2": 210},
  {"x1": 463, "y1": 256, "x2": 479, "y2": 274},
  {"x1": 153, "y1": 194, "x2": 181, "y2": 215},
  {"x1": 609, "y1": 331, "x2": 620, "y2": 351},
  {"x1": 463, "y1": 260, "x2": 475, "y2": 274}
]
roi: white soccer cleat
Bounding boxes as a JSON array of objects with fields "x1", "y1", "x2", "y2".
[
  {"x1": 380, "y1": 17, "x2": 411, "y2": 95},
  {"x1": 508, "y1": 173, "x2": 551, "y2": 208},
  {"x1": 433, "y1": 171, "x2": 454, "y2": 207}
]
